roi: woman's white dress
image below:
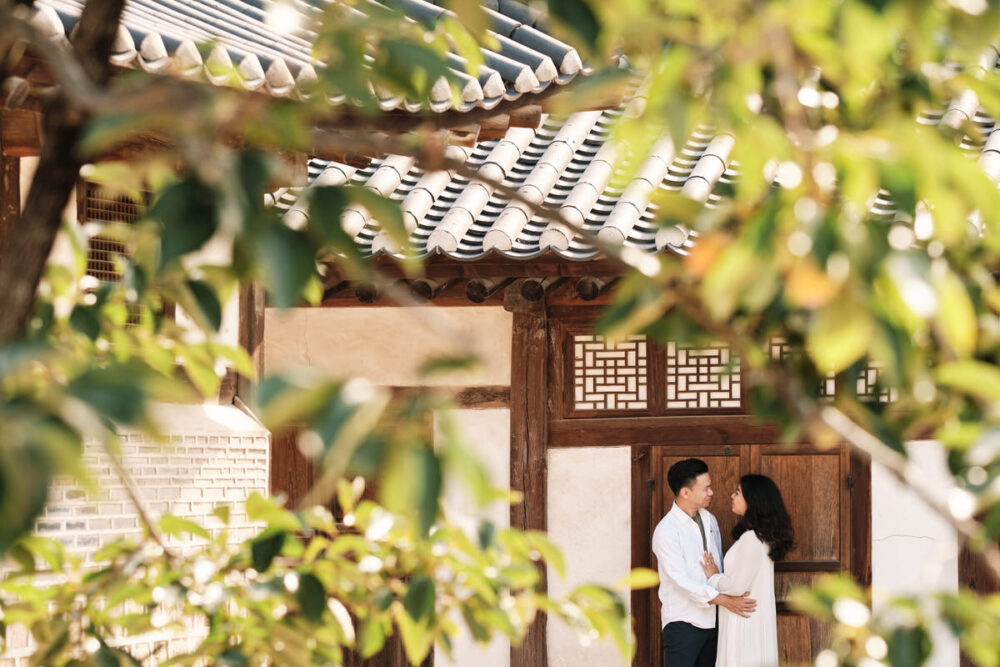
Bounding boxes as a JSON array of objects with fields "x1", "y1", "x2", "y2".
[{"x1": 709, "y1": 530, "x2": 778, "y2": 667}]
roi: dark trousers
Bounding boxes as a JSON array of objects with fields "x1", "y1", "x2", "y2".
[{"x1": 661, "y1": 622, "x2": 717, "y2": 667}]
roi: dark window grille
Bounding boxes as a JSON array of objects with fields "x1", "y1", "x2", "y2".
[{"x1": 80, "y1": 181, "x2": 149, "y2": 282}]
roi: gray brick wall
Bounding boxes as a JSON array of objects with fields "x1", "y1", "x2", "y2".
[{"x1": 2, "y1": 405, "x2": 270, "y2": 665}]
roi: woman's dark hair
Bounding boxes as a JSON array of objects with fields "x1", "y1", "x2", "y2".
[{"x1": 731, "y1": 474, "x2": 794, "y2": 561}]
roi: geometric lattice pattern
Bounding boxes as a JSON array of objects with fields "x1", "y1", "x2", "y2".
[
  {"x1": 573, "y1": 334, "x2": 648, "y2": 410},
  {"x1": 767, "y1": 337, "x2": 896, "y2": 403},
  {"x1": 82, "y1": 181, "x2": 147, "y2": 283},
  {"x1": 857, "y1": 361, "x2": 898, "y2": 403},
  {"x1": 665, "y1": 342, "x2": 742, "y2": 410}
]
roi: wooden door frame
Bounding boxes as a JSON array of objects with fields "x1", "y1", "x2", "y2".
[{"x1": 630, "y1": 443, "x2": 871, "y2": 667}]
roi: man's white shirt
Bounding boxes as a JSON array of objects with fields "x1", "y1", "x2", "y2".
[{"x1": 651, "y1": 502, "x2": 724, "y2": 629}]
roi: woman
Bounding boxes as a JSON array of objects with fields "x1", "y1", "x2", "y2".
[{"x1": 700, "y1": 474, "x2": 794, "y2": 667}]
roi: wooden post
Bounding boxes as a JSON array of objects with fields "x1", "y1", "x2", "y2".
[
  {"x1": 236, "y1": 282, "x2": 265, "y2": 403},
  {"x1": 630, "y1": 446, "x2": 654, "y2": 667},
  {"x1": 507, "y1": 282, "x2": 548, "y2": 667},
  {"x1": 0, "y1": 139, "x2": 20, "y2": 258}
]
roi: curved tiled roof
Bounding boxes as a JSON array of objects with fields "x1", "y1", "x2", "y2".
[
  {"x1": 31, "y1": 0, "x2": 583, "y2": 112},
  {"x1": 275, "y1": 86, "x2": 1000, "y2": 264},
  {"x1": 273, "y1": 100, "x2": 745, "y2": 261}
]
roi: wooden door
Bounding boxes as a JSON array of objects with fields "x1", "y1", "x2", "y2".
[{"x1": 644, "y1": 443, "x2": 855, "y2": 667}]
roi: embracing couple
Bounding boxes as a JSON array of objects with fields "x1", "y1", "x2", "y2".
[{"x1": 652, "y1": 458, "x2": 794, "y2": 667}]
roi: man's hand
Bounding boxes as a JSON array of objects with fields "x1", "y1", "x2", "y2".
[{"x1": 710, "y1": 592, "x2": 756, "y2": 618}]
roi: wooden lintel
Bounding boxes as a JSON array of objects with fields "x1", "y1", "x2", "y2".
[
  {"x1": 509, "y1": 307, "x2": 548, "y2": 667},
  {"x1": 549, "y1": 415, "x2": 782, "y2": 448},
  {"x1": 1, "y1": 109, "x2": 43, "y2": 157},
  {"x1": 509, "y1": 104, "x2": 542, "y2": 129},
  {"x1": 322, "y1": 256, "x2": 623, "y2": 282}
]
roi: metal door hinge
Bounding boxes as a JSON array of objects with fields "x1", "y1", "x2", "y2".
[
  {"x1": 846, "y1": 474, "x2": 854, "y2": 490},
  {"x1": 648, "y1": 478, "x2": 655, "y2": 492}
]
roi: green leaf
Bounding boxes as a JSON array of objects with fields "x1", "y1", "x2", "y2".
[
  {"x1": 69, "y1": 305, "x2": 101, "y2": 341},
  {"x1": 546, "y1": 0, "x2": 600, "y2": 49},
  {"x1": 620, "y1": 567, "x2": 660, "y2": 590},
  {"x1": 250, "y1": 530, "x2": 286, "y2": 572},
  {"x1": 95, "y1": 642, "x2": 121, "y2": 667},
  {"x1": 933, "y1": 269, "x2": 977, "y2": 358},
  {"x1": 807, "y1": 298, "x2": 875, "y2": 373},
  {"x1": 256, "y1": 225, "x2": 315, "y2": 308},
  {"x1": 67, "y1": 366, "x2": 148, "y2": 424},
  {"x1": 245, "y1": 493, "x2": 302, "y2": 532},
  {"x1": 149, "y1": 178, "x2": 218, "y2": 269},
  {"x1": 358, "y1": 619, "x2": 387, "y2": 658},
  {"x1": 393, "y1": 604, "x2": 432, "y2": 664},
  {"x1": 403, "y1": 575, "x2": 435, "y2": 622},
  {"x1": 887, "y1": 626, "x2": 932, "y2": 666},
  {"x1": 185, "y1": 280, "x2": 223, "y2": 332},
  {"x1": 414, "y1": 448, "x2": 442, "y2": 536},
  {"x1": 0, "y1": 443, "x2": 54, "y2": 556},
  {"x1": 212, "y1": 504, "x2": 231, "y2": 525},
  {"x1": 478, "y1": 520, "x2": 495, "y2": 550},
  {"x1": 935, "y1": 361, "x2": 1000, "y2": 402},
  {"x1": 297, "y1": 572, "x2": 327, "y2": 623},
  {"x1": 217, "y1": 649, "x2": 248, "y2": 666},
  {"x1": 158, "y1": 514, "x2": 210, "y2": 540}
]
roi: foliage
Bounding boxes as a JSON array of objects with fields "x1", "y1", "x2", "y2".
[{"x1": 5, "y1": 0, "x2": 1000, "y2": 664}]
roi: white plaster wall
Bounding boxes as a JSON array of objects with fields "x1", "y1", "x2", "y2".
[
  {"x1": 546, "y1": 447, "x2": 632, "y2": 667},
  {"x1": 435, "y1": 408, "x2": 511, "y2": 667},
  {"x1": 264, "y1": 306, "x2": 512, "y2": 386},
  {"x1": 872, "y1": 440, "x2": 959, "y2": 667}
]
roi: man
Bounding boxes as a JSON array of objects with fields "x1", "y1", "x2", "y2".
[{"x1": 652, "y1": 458, "x2": 756, "y2": 666}]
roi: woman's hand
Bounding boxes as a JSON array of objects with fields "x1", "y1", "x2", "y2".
[{"x1": 701, "y1": 552, "x2": 719, "y2": 578}]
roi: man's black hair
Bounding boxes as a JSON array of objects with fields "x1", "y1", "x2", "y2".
[{"x1": 667, "y1": 458, "x2": 709, "y2": 496}]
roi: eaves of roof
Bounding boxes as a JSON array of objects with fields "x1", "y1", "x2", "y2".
[{"x1": 30, "y1": 0, "x2": 584, "y2": 114}]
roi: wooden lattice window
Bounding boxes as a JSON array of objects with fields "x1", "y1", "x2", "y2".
[
  {"x1": 78, "y1": 180, "x2": 149, "y2": 282},
  {"x1": 768, "y1": 337, "x2": 896, "y2": 403},
  {"x1": 555, "y1": 314, "x2": 746, "y2": 418},
  {"x1": 665, "y1": 342, "x2": 742, "y2": 410},
  {"x1": 572, "y1": 334, "x2": 649, "y2": 411}
]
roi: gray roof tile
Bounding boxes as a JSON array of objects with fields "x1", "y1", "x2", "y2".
[
  {"x1": 32, "y1": 0, "x2": 584, "y2": 112},
  {"x1": 278, "y1": 88, "x2": 1000, "y2": 264}
]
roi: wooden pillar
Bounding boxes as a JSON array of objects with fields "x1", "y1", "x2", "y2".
[
  {"x1": 507, "y1": 283, "x2": 548, "y2": 667},
  {"x1": 236, "y1": 282, "x2": 266, "y2": 403},
  {"x1": 630, "y1": 447, "x2": 654, "y2": 667},
  {"x1": 849, "y1": 453, "x2": 872, "y2": 588},
  {"x1": 0, "y1": 149, "x2": 19, "y2": 258}
]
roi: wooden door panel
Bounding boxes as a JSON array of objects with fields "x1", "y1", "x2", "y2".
[
  {"x1": 777, "y1": 612, "x2": 830, "y2": 666},
  {"x1": 646, "y1": 444, "x2": 850, "y2": 667},
  {"x1": 757, "y1": 447, "x2": 847, "y2": 565}
]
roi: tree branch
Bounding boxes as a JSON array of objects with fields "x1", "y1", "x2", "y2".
[{"x1": 0, "y1": 0, "x2": 127, "y2": 344}]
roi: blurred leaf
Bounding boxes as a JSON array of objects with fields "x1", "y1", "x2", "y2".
[
  {"x1": 933, "y1": 269, "x2": 977, "y2": 358},
  {"x1": 887, "y1": 626, "x2": 932, "y2": 667},
  {"x1": 250, "y1": 530, "x2": 286, "y2": 572},
  {"x1": 148, "y1": 178, "x2": 218, "y2": 269},
  {"x1": 936, "y1": 361, "x2": 1000, "y2": 402},
  {"x1": 256, "y1": 225, "x2": 315, "y2": 308},
  {"x1": 808, "y1": 298, "x2": 875, "y2": 373},
  {"x1": 159, "y1": 514, "x2": 210, "y2": 540},
  {"x1": 620, "y1": 568, "x2": 660, "y2": 590},
  {"x1": 69, "y1": 305, "x2": 101, "y2": 341},
  {"x1": 358, "y1": 619, "x2": 386, "y2": 658},
  {"x1": 403, "y1": 575, "x2": 435, "y2": 622},
  {"x1": 394, "y1": 603, "x2": 432, "y2": 664},
  {"x1": 418, "y1": 353, "x2": 479, "y2": 377},
  {"x1": 546, "y1": 0, "x2": 600, "y2": 49},
  {"x1": 297, "y1": 573, "x2": 327, "y2": 623},
  {"x1": 183, "y1": 280, "x2": 223, "y2": 332}
]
